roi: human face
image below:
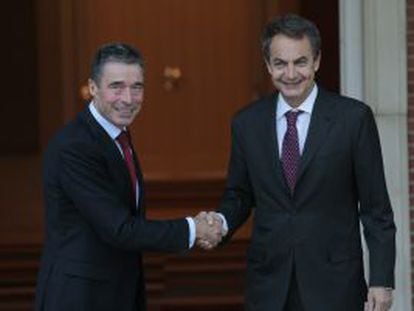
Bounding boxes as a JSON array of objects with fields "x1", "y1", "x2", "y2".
[
  {"x1": 89, "y1": 62, "x2": 144, "y2": 129},
  {"x1": 266, "y1": 34, "x2": 320, "y2": 108}
]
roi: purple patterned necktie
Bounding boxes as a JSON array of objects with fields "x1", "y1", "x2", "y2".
[{"x1": 281, "y1": 110, "x2": 302, "y2": 194}]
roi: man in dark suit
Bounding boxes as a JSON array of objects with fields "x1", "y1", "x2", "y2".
[
  {"x1": 34, "y1": 42, "x2": 223, "y2": 311},
  {"x1": 212, "y1": 14, "x2": 395, "y2": 311}
]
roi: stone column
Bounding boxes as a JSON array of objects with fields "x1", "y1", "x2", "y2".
[{"x1": 340, "y1": 0, "x2": 411, "y2": 309}]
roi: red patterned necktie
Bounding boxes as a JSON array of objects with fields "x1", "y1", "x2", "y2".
[
  {"x1": 116, "y1": 131, "x2": 137, "y2": 200},
  {"x1": 281, "y1": 110, "x2": 302, "y2": 194}
]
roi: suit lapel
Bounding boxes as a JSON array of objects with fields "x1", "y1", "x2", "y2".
[
  {"x1": 132, "y1": 150, "x2": 145, "y2": 216},
  {"x1": 259, "y1": 94, "x2": 291, "y2": 199},
  {"x1": 296, "y1": 89, "x2": 335, "y2": 185},
  {"x1": 79, "y1": 109, "x2": 136, "y2": 210},
  {"x1": 126, "y1": 130, "x2": 146, "y2": 216}
]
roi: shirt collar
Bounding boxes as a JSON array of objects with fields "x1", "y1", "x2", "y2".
[
  {"x1": 276, "y1": 84, "x2": 318, "y2": 120},
  {"x1": 89, "y1": 102, "x2": 124, "y2": 140}
]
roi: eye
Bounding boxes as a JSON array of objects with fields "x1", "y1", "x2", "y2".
[
  {"x1": 295, "y1": 58, "x2": 308, "y2": 67},
  {"x1": 109, "y1": 83, "x2": 122, "y2": 90},
  {"x1": 130, "y1": 84, "x2": 143, "y2": 95},
  {"x1": 131, "y1": 83, "x2": 143, "y2": 90},
  {"x1": 272, "y1": 61, "x2": 285, "y2": 69}
]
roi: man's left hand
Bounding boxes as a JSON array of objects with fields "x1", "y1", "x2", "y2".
[{"x1": 365, "y1": 287, "x2": 393, "y2": 311}]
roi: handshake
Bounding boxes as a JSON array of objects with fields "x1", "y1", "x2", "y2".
[{"x1": 194, "y1": 211, "x2": 228, "y2": 250}]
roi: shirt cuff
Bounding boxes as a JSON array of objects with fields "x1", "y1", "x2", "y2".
[
  {"x1": 186, "y1": 217, "x2": 196, "y2": 248},
  {"x1": 217, "y1": 213, "x2": 229, "y2": 234}
]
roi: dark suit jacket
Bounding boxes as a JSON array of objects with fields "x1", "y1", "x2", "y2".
[
  {"x1": 34, "y1": 108, "x2": 189, "y2": 311},
  {"x1": 218, "y1": 88, "x2": 396, "y2": 311}
]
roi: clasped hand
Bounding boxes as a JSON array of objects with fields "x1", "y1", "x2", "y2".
[{"x1": 194, "y1": 211, "x2": 227, "y2": 250}]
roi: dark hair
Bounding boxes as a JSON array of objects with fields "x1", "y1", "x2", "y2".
[
  {"x1": 261, "y1": 14, "x2": 321, "y2": 62},
  {"x1": 90, "y1": 42, "x2": 145, "y2": 85}
]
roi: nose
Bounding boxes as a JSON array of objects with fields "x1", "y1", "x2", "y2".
[
  {"x1": 121, "y1": 88, "x2": 132, "y2": 104},
  {"x1": 285, "y1": 63, "x2": 297, "y2": 80}
]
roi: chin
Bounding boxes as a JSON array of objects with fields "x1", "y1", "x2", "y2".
[{"x1": 281, "y1": 89, "x2": 302, "y2": 99}]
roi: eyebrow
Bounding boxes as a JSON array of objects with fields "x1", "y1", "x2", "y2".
[
  {"x1": 108, "y1": 81, "x2": 124, "y2": 86},
  {"x1": 272, "y1": 56, "x2": 309, "y2": 64},
  {"x1": 108, "y1": 81, "x2": 144, "y2": 87}
]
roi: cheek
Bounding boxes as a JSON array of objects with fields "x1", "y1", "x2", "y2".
[
  {"x1": 134, "y1": 91, "x2": 144, "y2": 102},
  {"x1": 97, "y1": 90, "x2": 118, "y2": 105},
  {"x1": 104, "y1": 93, "x2": 119, "y2": 103},
  {"x1": 269, "y1": 69, "x2": 282, "y2": 80},
  {"x1": 302, "y1": 68, "x2": 316, "y2": 79}
]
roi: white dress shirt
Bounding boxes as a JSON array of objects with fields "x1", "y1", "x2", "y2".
[{"x1": 276, "y1": 84, "x2": 318, "y2": 156}]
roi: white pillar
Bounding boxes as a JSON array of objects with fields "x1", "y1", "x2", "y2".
[
  {"x1": 339, "y1": 0, "x2": 364, "y2": 100},
  {"x1": 340, "y1": 0, "x2": 411, "y2": 310}
]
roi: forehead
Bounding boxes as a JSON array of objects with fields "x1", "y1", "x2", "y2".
[
  {"x1": 268, "y1": 34, "x2": 313, "y2": 60},
  {"x1": 100, "y1": 62, "x2": 144, "y2": 82}
]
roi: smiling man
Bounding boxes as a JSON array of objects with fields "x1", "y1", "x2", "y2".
[
  {"x1": 213, "y1": 14, "x2": 396, "y2": 311},
  {"x1": 34, "y1": 42, "x2": 224, "y2": 311},
  {"x1": 90, "y1": 61, "x2": 144, "y2": 127}
]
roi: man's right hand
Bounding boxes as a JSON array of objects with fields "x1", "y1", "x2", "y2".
[{"x1": 194, "y1": 211, "x2": 227, "y2": 250}]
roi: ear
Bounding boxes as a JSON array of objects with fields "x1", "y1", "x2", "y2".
[
  {"x1": 265, "y1": 60, "x2": 273, "y2": 75},
  {"x1": 88, "y1": 78, "x2": 98, "y2": 97},
  {"x1": 313, "y1": 53, "x2": 321, "y2": 72}
]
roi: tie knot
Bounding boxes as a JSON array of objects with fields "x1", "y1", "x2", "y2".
[
  {"x1": 116, "y1": 131, "x2": 129, "y2": 146},
  {"x1": 285, "y1": 110, "x2": 302, "y2": 126}
]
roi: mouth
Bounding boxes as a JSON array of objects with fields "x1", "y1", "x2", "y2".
[
  {"x1": 114, "y1": 107, "x2": 137, "y2": 115},
  {"x1": 281, "y1": 80, "x2": 303, "y2": 86}
]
